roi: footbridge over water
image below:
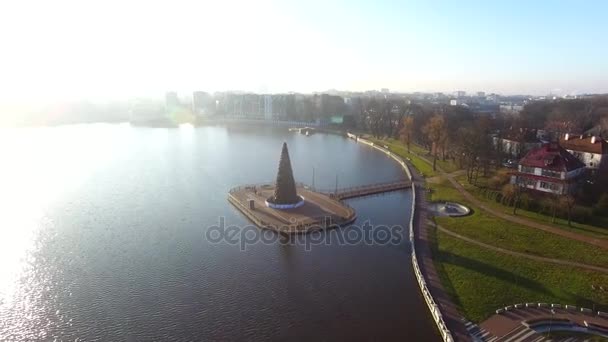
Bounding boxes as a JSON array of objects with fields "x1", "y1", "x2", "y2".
[{"x1": 317, "y1": 180, "x2": 412, "y2": 200}]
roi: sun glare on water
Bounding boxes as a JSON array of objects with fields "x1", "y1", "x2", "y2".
[{"x1": 0, "y1": 124, "x2": 129, "y2": 338}]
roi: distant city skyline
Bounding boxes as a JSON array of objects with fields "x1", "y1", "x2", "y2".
[{"x1": 1, "y1": 0, "x2": 608, "y2": 102}]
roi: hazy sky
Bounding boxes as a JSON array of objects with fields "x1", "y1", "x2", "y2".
[{"x1": 1, "y1": 0, "x2": 607, "y2": 100}]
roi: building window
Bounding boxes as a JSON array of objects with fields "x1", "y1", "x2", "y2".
[
  {"x1": 518, "y1": 178, "x2": 535, "y2": 187},
  {"x1": 541, "y1": 169, "x2": 561, "y2": 178},
  {"x1": 521, "y1": 166, "x2": 535, "y2": 174},
  {"x1": 539, "y1": 182, "x2": 559, "y2": 191}
]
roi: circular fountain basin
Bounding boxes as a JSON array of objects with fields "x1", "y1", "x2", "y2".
[{"x1": 428, "y1": 201, "x2": 470, "y2": 217}]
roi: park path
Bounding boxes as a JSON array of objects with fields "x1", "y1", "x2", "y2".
[
  {"x1": 433, "y1": 221, "x2": 608, "y2": 274},
  {"x1": 409, "y1": 149, "x2": 608, "y2": 250},
  {"x1": 427, "y1": 170, "x2": 466, "y2": 184},
  {"x1": 406, "y1": 159, "x2": 472, "y2": 341}
]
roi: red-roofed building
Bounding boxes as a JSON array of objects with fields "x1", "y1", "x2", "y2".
[
  {"x1": 559, "y1": 134, "x2": 608, "y2": 171},
  {"x1": 510, "y1": 143, "x2": 585, "y2": 195}
]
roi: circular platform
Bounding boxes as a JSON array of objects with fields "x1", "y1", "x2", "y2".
[{"x1": 228, "y1": 184, "x2": 357, "y2": 234}]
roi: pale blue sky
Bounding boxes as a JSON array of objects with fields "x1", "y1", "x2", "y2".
[
  {"x1": 0, "y1": 0, "x2": 607, "y2": 100},
  {"x1": 277, "y1": 0, "x2": 608, "y2": 95}
]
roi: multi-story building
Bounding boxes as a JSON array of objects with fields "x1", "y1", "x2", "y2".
[
  {"x1": 165, "y1": 91, "x2": 179, "y2": 109},
  {"x1": 263, "y1": 95, "x2": 273, "y2": 120},
  {"x1": 499, "y1": 103, "x2": 524, "y2": 115},
  {"x1": 192, "y1": 91, "x2": 211, "y2": 115},
  {"x1": 559, "y1": 134, "x2": 608, "y2": 171},
  {"x1": 510, "y1": 143, "x2": 585, "y2": 195},
  {"x1": 242, "y1": 94, "x2": 263, "y2": 118},
  {"x1": 493, "y1": 129, "x2": 543, "y2": 158}
]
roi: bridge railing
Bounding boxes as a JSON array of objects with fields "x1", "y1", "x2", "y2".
[
  {"x1": 228, "y1": 182, "x2": 313, "y2": 194},
  {"x1": 229, "y1": 181, "x2": 409, "y2": 197},
  {"x1": 314, "y1": 180, "x2": 410, "y2": 195}
]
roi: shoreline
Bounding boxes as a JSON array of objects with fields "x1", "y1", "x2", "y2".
[{"x1": 352, "y1": 135, "x2": 460, "y2": 342}]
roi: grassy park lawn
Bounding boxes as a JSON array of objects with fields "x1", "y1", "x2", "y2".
[
  {"x1": 453, "y1": 173, "x2": 608, "y2": 240},
  {"x1": 428, "y1": 178, "x2": 608, "y2": 269},
  {"x1": 432, "y1": 227, "x2": 608, "y2": 323},
  {"x1": 367, "y1": 137, "x2": 438, "y2": 177},
  {"x1": 432, "y1": 156, "x2": 460, "y2": 173},
  {"x1": 363, "y1": 135, "x2": 608, "y2": 322}
]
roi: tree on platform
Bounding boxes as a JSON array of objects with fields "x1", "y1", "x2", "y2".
[{"x1": 270, "y1": 142, "x2": 300, "y2": 204}]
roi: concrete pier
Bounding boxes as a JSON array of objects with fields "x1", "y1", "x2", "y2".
[{"x1": 228, "y1": 184, "x2": 356, "y2": 234}]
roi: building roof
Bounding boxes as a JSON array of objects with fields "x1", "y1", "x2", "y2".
[
  {"x1": 584, "y1": 124, "x2": 607, "y2": 138},
  {"x1": 500, "y1": 128, "x2": 541, "y2": 144},
  {"x1": 519, "y1": 143, "x2": 585, "y2": 172},
  {"x1": 559, "y1": 134, "x2": 608, "y2": 155}
]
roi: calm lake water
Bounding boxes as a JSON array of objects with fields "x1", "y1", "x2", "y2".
[{"x1": 0, "y1": 124, "x2": 439, "y2": 341}]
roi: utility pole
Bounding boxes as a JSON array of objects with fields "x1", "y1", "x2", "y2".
[
  {"x1": 548, "y1": 309, "x2": 555, "y2": 339},
  {"x1": 335, "y1": 173, "x2": 338, "y2": 196}
]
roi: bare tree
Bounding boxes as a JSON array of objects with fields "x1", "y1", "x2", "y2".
[
  {"x1": 383, "y1": 100, "x2": 395, "y2": 138},
  {"x1": 365, "y1": 98, "x2": 382, "y2": 138},
  {"x1": 422, "y1": 114, "x2": 447, "y2": 171},
  {"x1": 501, "y1": 184, "x2": 522, "y2": 214},
  {"x1": 559, "y1": 195, "x2": 576, "y2": 226},
  {"x1": 501, "y1": 184, "x2": 516, "y2": 206},
  {"x1": 399, "y1": 116, "x2": 414, "y2": 153}
]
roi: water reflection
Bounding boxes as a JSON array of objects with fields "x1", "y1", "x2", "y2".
[{"x1": 0, "y1": 124, "x2": 439, "y2": 341}]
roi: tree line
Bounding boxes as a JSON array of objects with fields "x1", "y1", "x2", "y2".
[{"x1": 350, "y1": 95, "x2": 608, "y2": 226}]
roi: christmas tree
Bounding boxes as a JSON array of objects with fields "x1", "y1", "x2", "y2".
[{"x1": 270, "y1": 142, "x2": 299, "y2": 204}]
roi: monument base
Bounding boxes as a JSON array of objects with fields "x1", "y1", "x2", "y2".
[{"x1": 265, "y1": 196, "x2": 305, "y2": 209}]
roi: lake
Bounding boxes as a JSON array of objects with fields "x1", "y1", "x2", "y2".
[{"x1": 0, "y1": 124, "x2": 439, "y2": 341}]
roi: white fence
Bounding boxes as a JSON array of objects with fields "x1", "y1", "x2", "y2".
[
  {"x1": 497, "y1": 303, "x2": 606, "y2": 317},
  {"x1": 354, "y1": 135, "x2": 454, "y2": 342}
]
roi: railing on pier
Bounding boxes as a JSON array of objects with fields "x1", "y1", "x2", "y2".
[
  {"x1": 230, "y1": 181, "x2": 411, "y2": 201},
  {"x1": 316, "y1": 180, "x2": 412, "y2": 200}
]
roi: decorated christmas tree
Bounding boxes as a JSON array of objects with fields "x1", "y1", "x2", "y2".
[{"x1": 270, "y1": 142, "x2": 300, "y2": 204}]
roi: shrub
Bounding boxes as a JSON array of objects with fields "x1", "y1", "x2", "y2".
[
  {"x1": 593, "y1": 193, "x2": 608, "y2": 217},
  {"x1": 519, "y1": 193, "x2": 531, "y2": 211},
  {"x1": 488, "y1": 173, "x2": 511, "y2": 190},
  {"x1": 571, "y1": 206, "x2": 593, "y2": 223}
]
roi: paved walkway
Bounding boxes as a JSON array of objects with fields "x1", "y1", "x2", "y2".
[
  {"x1": 407, "y1": 160, "x2": 471, "y2": 342},
  {"x1": 433, "y1": 221, "x2": 608, "y2": 274},
  {"x1": 427, "y1": 170, "x2": 466, "y2": 184},
  {"x1": 409, "y1": 149, "x2": 608, "y2": 250},
  {"x1": 480, "y1": 306, "x2": 608, "y2": 341}
]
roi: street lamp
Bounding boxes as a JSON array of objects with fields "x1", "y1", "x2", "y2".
[{"x1": 548, "y1": 308, "x2": 555, "y2": 339}]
